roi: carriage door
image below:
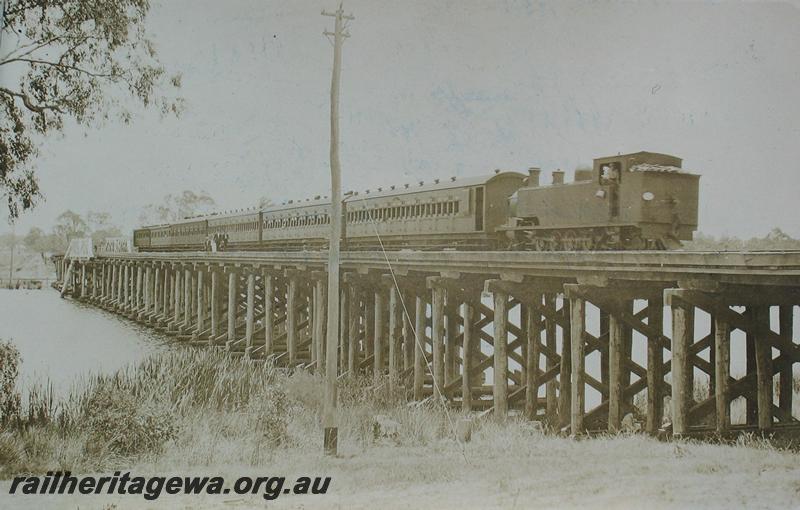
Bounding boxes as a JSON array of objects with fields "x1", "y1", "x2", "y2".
[
  {"x1": 474, "y1": 186, "x2": 485, "y2": 231},
  {"x1": 600, "y1": 162, "x2": 621, "y2": 218}
]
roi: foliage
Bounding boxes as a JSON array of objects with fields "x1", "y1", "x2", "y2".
[
  {"x1": 51, "y1": 209, "x2": 87, "y2": 248},
  {"x1": 0, "y1": 0, "x2": 183, "y2": 219},
  {"x1": 21, "y1": 225, "x2": 45, "y2": 251},
  {"x1": 85, "y1": 210, "x2": 121, "y2": 245},
  {"x1": 683, "y1": 228, "x2": 800, "y2": 251},
  {"x1": 138, "y1": 190, "x2": 216, "y2": 225},
  {"x1": 82, "y1": 383, "x2": 176, "y2": 458},
  {"x1": 0, "y1": 339, "x2": 21, "y2": 427}
]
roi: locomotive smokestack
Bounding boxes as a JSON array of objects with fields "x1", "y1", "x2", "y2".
[
  {"x1": 552, "y1": 169, "x2": 565, "y2": 185},
  {"x1": 527, "y1": 167, "x2": 541, "y2": 187}
]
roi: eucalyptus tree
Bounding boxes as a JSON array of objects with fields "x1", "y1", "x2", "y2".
[{"x1": 0, "y1": 0, "x2": 182, "y2": 219}]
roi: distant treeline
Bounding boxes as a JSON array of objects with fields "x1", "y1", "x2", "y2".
[
  {"x1": 0, "y1": 190, "x2": 230, "y2": 256},
  {"x1": 0, "y1": 211, "x2": 121, "y2": 255},
  {"x1": 683, "y1": 228, "x2": 800, "y2": 251}
]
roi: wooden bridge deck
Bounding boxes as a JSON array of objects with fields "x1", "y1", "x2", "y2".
[{"x1": 102, "y1": 249, "x2": 800, "y2": 285}]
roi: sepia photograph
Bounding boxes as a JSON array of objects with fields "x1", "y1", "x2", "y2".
[{"x1": 1, "y1": 0, "x2": 799, "y2": 508}]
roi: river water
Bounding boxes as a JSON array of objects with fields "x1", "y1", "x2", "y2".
[{"x1": 0, "y1": 288, "x2": 170, "y2": 398}]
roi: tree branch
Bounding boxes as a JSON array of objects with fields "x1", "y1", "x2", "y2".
[
  {"x1": 0, "y1": 87, "x2": 65, "y2": 114},
  {"x1": 0, "y1": 57, "x2": 115, "y2": 79},
  {"x1": 0, "y1": 34, "x2": 66, "y2": 63}
]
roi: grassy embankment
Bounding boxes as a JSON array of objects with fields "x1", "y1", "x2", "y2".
[{"x1": 1, "y1": 344, "x2": 799, "y2": 509}]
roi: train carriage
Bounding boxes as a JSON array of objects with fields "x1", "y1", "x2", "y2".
[
  {"x1": 147, "y1": 225, "x2": 172, "y2": 250},
  {"x1": 261, "y1": 198, "x2": 332, "y2": 250},
  {"x1": 132, "y1": 228, "x2": 151, "y2": 250},
  {"x1": 344, "y1": 171, "x2": 525, "y2": 250},
  {"x1": 208, "y1": 210, "x2": 262, "y2": 250},
  {"x1": 167, "y1": 217, "x2": 208, "y2": 251}
]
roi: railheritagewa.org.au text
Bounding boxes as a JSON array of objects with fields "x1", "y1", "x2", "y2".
[{"x1": 8, "y1": 471, "x2": 331, "y2": 501}]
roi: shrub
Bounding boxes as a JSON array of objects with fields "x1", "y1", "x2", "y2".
[
  {"x1": 284, "y1": 370, "x2": 323, "y2": 413},
  {"x1": 0, "y1": 339, "x2": 21, "y2": 427},
  {"x1": 254, "y1": 386, "x2": 290, "y2": 446},
  {"x1": 0, "y1": 432, "x2": 23, "y2": 476},
  {"x1": 82, "y1": 383, "x2": 177, "y2": 458}
]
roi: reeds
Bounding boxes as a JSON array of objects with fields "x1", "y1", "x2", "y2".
[{"x1": 1, "y1": 343, "x2": 798, "y2": 480}]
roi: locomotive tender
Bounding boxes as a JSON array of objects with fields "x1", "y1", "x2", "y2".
[{"x1": 132, "y1": 151, "x2": 699, "y2": 252}]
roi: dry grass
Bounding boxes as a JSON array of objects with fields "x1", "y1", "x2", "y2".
[{"x1": 1, "y1": 349, "x2": 799, "y2": 509}]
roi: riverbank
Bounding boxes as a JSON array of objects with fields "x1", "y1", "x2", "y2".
[
  {"x1": 0, "y1": 247, "x2": 55, "y2": 289},
  {"x1": 1, "y1": 348, "x2": 799, "y2": 509}
]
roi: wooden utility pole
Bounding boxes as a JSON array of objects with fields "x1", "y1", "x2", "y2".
[
  {"x1": 321, "y1": 2, "x2": 353, "y2": 457},
  {"x1": 7, "y1": 223, "x2": 15, "y2": 288}
]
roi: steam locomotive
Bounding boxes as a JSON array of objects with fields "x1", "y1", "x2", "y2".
[{"x1": 133, "y1": 151, "x2": 699, "y2": 252}]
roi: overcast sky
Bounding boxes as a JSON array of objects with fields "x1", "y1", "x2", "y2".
[{"x1": 3, "y1": 0, "x2": 800, "y2": 238}]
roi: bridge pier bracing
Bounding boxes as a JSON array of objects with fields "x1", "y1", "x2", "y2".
[
  {"x1": 665, "y1": 286, "x2": 800, "y2": 437},
  {"x1": 51, "y1": 251, "x2": 800, "y2": 439}
]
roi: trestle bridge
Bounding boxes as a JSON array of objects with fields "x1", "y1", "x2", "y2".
[{"x1": 52, "y1": 249, "x2": 800, "y2": 438}]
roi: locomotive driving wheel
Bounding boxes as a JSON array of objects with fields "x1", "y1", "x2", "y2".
[
  {"x1": 580, "y1": 237, "x2": 595, "y2": 250},
  {"x1": 531, "y1": 237, "x2": 547, "y2": 251}
]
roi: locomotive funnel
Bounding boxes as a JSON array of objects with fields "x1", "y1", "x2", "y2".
[{"x1": 527, "y1": 167, "x2": 541, "y2": 186}]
